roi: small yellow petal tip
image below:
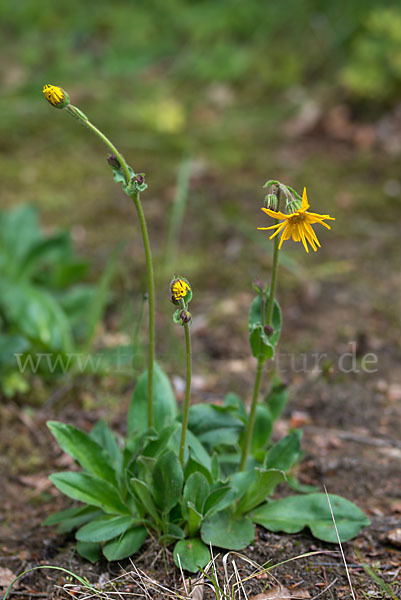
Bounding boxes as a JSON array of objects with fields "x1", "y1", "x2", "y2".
[{"x1": 43, "y1": 84, "x2": 70, "y2": 109}]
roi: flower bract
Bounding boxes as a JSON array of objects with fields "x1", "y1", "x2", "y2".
[{"x1": 258, "y1": 187, "x2": 335, "y2": 253}]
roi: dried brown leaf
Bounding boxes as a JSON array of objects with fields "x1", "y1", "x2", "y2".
[
  {"x1": 189, "y1": 576, "x2": 204, "y2": 600},
  {"x1": 0, "y1": 567, "x2": 17, "y2": 589},
  {"x1": 387, "y1": 528, "x2": 401, "y2": 548},
  {"x1": 250, "y1": 586, "x2": 310, "y2": 599}
]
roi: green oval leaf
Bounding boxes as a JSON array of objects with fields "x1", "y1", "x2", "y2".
[
  {"x1": 102, "y1": 526, "x2": 147, "y2": 561},
  {"x1": 47, "y1": 421, "x2": 118, "y2": 485},
  {"x1": 49, "y1": 472, "x2": 130, "y2": 515},
  {"x1": 152, "y1": 450, "x2": 184, "y2": 512},
  {"x1": 249, "y1": 296, "x2": 281, "y2": 360},
  {"x1": 249, "y1": 325, "x2": 273, "y2": 361},
  {"x1": 129, "y1": 478, "x2": 161, "y2": 525},
  {"x1": 43, "y1": 505, "x2": 102, "y2": 534},
  {"x1": 252, "y1": 493, "x2": 370, "y2": 542},
  {"x1": 76, "y1": 541, "x2": 100, "y2": 563},
  {"x1": 185, "y1": 429, "x2": 212, "y2": 471},
  {"x1": 0, "y1": 281, "x2": 73, "y2": 353},
  {"x1": 264, "y1": 377, "x2": 288, "y2": 422},
  {"x1": 203, "y1": 484, "x2": 232, "y2": 518},
  {"x1": 265, "y1": 430, "x2": 302, "y2": 471},
  {"x1": 236, "y1": 469, "x2": 285, "y2": 514},
  {"x1": 159, "y1": 523, "x2": 185, "y2": 545},
  {"x1": 187, "y1": 404, "x2": 243, "y2": 451},
  {"x1": 249, "y1": 296, "x2": 281, "y2": 346},
  {"x1": 76, "y1": 515, "x2": 136, "y2": 542},
  {"x1": 223, "y1": 393, "x2": 247, "y2": 421},
  {"x1": 183, "y1": 472, "x2": 210, "y2": 516},
  {"x1": 201, "y1": 509, "x2": 254, "y2": 550},
  {"x1": 90, "y1": 420, "x2": 123, "y2": 475},
  {"x1": 186, "y1": 502, "x2": 203, "y2": 537},
  {"x1": 184, "y1": 457, "x2": 213, "y2": 485},
  {"x1": 142, "y1": 422, "x2": 180, "y2": 459},
  {"x1": 251, "y1": 405, "x2": 273, "y2": 458},
  {"x1": 128, "y1": 363, "x2": 177, "y2": 434},
  {"x1": 174, "y1": 539, "x2": 210, "y2": 573}
]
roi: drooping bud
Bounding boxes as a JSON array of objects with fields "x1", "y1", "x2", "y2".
[
  {"x1": 264, "y1": 325, "x2": 274, "y2": 336},
  {"x1": 264, "y1": 193, "x2": 278, "y2": 211},
  {"x1": 107, "y1": 154, "x2": 121, "y2": 170},
  {"x1": 42, "y1": 84, "x2": 70, "y2": 109},
  {"x1": 286, "y1": 198, "x2": 302, "y2": 214}
]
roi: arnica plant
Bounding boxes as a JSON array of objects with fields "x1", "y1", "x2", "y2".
[{"x1": 42, "y1": 85, "x2": 369, "y2": 572}]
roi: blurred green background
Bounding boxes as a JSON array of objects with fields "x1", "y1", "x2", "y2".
[{"x1": 1, "y1": 0, "x2": 401, "y2": 399}]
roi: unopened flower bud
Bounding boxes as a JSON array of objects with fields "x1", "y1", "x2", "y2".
[
  {"x1": 286, "y1": 198, "x2": 302, "y2": 214},
  {"x1": 180, "y1": 310, "x2": 192, "y2": 325},
  {"x1": 170, "y1": 277, "x2": 191, "y2": 302},
  {"x1": 264, "y1": 193, "x2": 278, "y2": 211},
  {"x1": 252, "y1": 279, "x2": 265, "y2": 294},
  {"x1": 264, "y1": 325, "x2": 274, "y2": 336},
  {"x1": 107, "y1": 154, "x2": 121, "y2": 170},
  {"x1": 131, "y1": 173, "x2": 147, "y2": 192},
  {"x1": 42, "y1": 84, "x2": 70, "y2": 109}
]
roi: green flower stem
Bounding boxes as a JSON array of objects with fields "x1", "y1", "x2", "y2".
[
  {"x1": 66, "y1": 106, "x2": 132, "y2": 184},
  {"x1": 178, "y1": 299, "x2": 192, "y2": 466},
  {"x1": 131, "y1": 191, "x2": 155, "y2": 428},
  {"x1": 239, "y1": 356, "x2": 264, "y2": 471},
  {"x1": 66, "y1": 104, "x2": 155, "y2": 427},
  {"x1": 239, "y1": 191, "x2": 283, "y2": 471},
  {"x1": 261, "y1": 293, "x2": 266, "y2": 327},
  {"x1": 265, "y1": 190, "x2": 282, "y2": 326}
]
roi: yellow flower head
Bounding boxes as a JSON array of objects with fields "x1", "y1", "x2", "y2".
[
  {"x1": 171, "y1": 278, "x2": 191, "y2": 301},
  {"x1": 43, "y1": 84, "x2": 70, "y2": 109},
  {"x1": 258, "y1": 187, "x2": 335, "y2": 253}
]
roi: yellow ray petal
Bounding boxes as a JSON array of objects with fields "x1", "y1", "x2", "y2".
[
  {"x1": 278, "y1": 222, "x2": 292, "y2": 249},
  {"x1": 299, "y1": 226, "x2": 310, "y2": 253},
  {"x1": 291, "y1": 225, "x2": 301, "y2": 242},
  {"x1": 305, "y1": 212, "x2": 335, "y2": 221},
  {"x1": 257, "y1": 223, "x2": 283, "y2": 231},
  {"x1": 304, "y1": 222, "x2": 321, "y2": 247},
  {"x1": 301, "y1": 187, "x2": 310, "y2": 211},
  {"x1": 261, "y1": 207, "x2": 288, "y2": 220},
  {"x1": 317, "y1": 221, "x2": 332, "y2": 230},
  {"x1": 269, "y1": 222, "x2": 287, "y2": 240},
  {"x1": 302, "y1": 224, "x2": 317, "y2": 251}
]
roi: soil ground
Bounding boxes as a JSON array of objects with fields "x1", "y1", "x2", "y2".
[{"x1": 1, "y1": 136, "x2": 401, "y2": 599}]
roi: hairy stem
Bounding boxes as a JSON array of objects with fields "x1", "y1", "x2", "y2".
[
  {"x1": 240, "y1": 191, "x2": 282, "y2": 471},
  {"x1": 130, "y1": 191, "x2": 155, "y2": 427},
  {"x1": 265, "y1": 190, "x2": 281, "y2": 326},
  {"x1": 239, "y1": 357, "x2": 264, "y2": 471},
  {"x1": 178, "y1": 300, "x2": 192, "y2": 466},
  {"x1": 66, "y1": 105, "x2": 155, "y2": 426}
]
